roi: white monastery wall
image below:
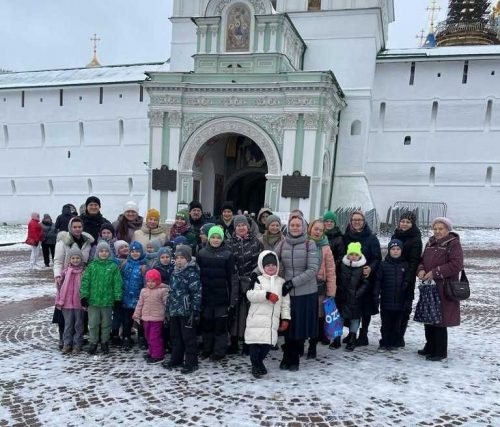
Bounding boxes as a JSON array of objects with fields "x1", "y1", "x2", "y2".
[
  {"x1": 0, "y1": 83, "x2": 150, "y2": 223},
  {"x1": 368, "y1": 54, "x2": 500, "y2": 226}
]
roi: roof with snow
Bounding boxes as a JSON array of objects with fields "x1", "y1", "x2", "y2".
[
  {"x1": 378, "y1": 45, "x2": 500, "y2": 60},
  {"x1": 0, "y1": 62, "x2": 168, "y2": 90}
]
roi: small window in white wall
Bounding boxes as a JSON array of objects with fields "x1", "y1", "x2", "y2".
[
  {"x1": 486, "y1": 166, "x2": 492, "y2": 186},
  {"x1": 119, "y1": 120, "x2": 124, "y2": 144},
  {"x1": 48, "y1": 179, "x2": 54, "y2": 194},
  {"x1": 429, "y1": 166, "x2": 435, "y2": 186},
  {"x1": 404, "y1": 136, "x2": 411, "y2": 145},
  {"x1": 87, "y1": 178, "x2": 93, "y2": 193},
  {"x1": 3, "y1": 125, "x2": 8, "y2": 147},
  {"x1": 350, "y1": 120, "x2": 361, "y2": 136},
  {"x1": 79, "y1": 122, "x2": 84, "y2": 145},
  {"x1": 11, "y1": 179, "x2": 16, "y2": 195},
  {"x1": 128, "y1": 178, "x2": 133, "y2": 194},
  {"x1": 409, "y1": 62, "x2": 416, "y2": 85},
  {"x1": 379, "y1": 102, "x2": 386, "y2": 129},
  {"x1": 40, "y1": 124, "x2": 45, "y2": 145}
]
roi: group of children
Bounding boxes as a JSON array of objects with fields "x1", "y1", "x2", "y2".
[{"x1": 54, "y1": 220, "x2": 411, "y2": 378}]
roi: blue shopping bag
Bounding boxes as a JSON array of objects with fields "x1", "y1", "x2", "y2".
[{"x1": 323, "y1": 297, "x2": 343, "y2": 340}]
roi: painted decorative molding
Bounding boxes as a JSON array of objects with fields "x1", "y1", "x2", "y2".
[
  {"x1": 180, "y1": 117, "x2": 281, "y2": 176},
  {"x1": 223, "y1": 96, "x2": 248, "y2": 107},
  {"x1": 249, "y1": 114, "x2": 285, "y2": 145},
  {"x1": 168, "y1": 111, "x2": 182, "y2": 127},
  {"x1": 255, "y1": 96, "x2": 281, "y2": 106},
  {"x1": 207, "y1": 0, "x2": 269, "y2": 16},
  {"x1": 284, "y1": 114, "x2": 298, "y2": 129},
  {"x1": 182, "y1": 114, "x2": 216, "y2": 145},
  {"x1": 286, "y1": 96, "x2": 318, "y2": 107},
  {"x1": 150, "y1": 94, "x2": 182, "y2": 106},
  {"x1": 148, "y1": 110, "x2": 164, "y2": 127},
  {"x1": 304, "y1": 113, "x2": 321, "y2": 129}
]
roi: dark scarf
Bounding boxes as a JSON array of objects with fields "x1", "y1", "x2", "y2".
[
  {"x1": 392, "y1": 224, "x2": 422, "y2": 243},
  {"x1": 81, "y1": 212, "x2": 107, "y2": 241},
  {"x1": 262, "y1": 230, "x2": 282, "y2": 247},
  {"x1": 71, "y1": 234, "x2": 85, "y2": 249},
  {"x1": 170, "y1": 223, "x2": 189, "y2": 240}
]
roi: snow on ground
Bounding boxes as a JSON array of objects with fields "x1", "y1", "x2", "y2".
[{"x1": 0, "y1": 228, "x2": 499, "y2": 425}]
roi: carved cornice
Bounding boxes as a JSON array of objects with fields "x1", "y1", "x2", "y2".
[
  {"x1": 207, "y1": 0, "x2": 270, "y2": 15},
  {"x1": 148, "y1": 110, "x2": 164, "y2": 127}
]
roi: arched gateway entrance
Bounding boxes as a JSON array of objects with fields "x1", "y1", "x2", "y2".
[{"x1": 178, "y1": 117, "x2": 282, "y2": 216}]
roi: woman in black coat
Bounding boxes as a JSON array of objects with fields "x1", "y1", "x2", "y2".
[
  {"x1": 391, "y1": 211, "x2": 423, "y2": 346},
  {"x1": 342, "y1": 210, "x2": 382, "y2": 346}
]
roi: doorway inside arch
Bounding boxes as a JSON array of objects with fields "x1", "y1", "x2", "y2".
[{"x1": 194, "y1": 133, "x2": 268, "y2": 216}]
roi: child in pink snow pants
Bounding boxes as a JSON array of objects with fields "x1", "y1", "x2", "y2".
[{"x1": 133, "y1": 269, "x2": 169, "y2": 364}]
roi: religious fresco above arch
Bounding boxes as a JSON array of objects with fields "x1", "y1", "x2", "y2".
[{"x1": 226, "y1": 3, "x2": 251, "y2": 52}]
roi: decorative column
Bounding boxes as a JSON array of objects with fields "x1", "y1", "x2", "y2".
[
  {"x1": 265, "y1": 175, "x2": 281, "y2": 212},
  {"x1": 257, "y1": 23, "x2": 267, "y2": 53},
  {"x1": 269, "y1": 23, "x2": 279, "y2": 52},
  {"x1": 197, "y1": 26, "x2": 208, "y2": 54},
  {"x1": 279, "y1": 113, "x2": 298, "y2": 213},
  {"x1": 148, "y1": 110, "x2": 164, "y2": 212},
  {"x1": 300, "y1": 113, "x2": 320, "y2": 219},
  {"x1": 166, "y1": 111, "x2": 183, "y2": 221}
]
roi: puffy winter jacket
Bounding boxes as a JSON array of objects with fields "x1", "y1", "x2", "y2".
[
  {"x1": 375, "y1": 255, "x2": 409, "y2": 311},
  {"x1": 55, "y1": 204, "x2": 77, "y2": 233},
  {"x1": 392, "y1": 224, "x2": 423, "y2": 301},
  {"x1": 336, "y1": 255, "x2": 370, "y2": 320},
  {"x1": 227, "y1": 233, "x2": 263, "y2": 278},
  {"x1": 26, "y1": 219, "x2": 43, "y2": 245},
  {"x1": 41, "y1": 221, "x2": 58, "y2": 245},
  {"x1": 80, "y1": 258, "x2": 123, "y2": 307},
  {"x1": 80, "y1": 212, "x2": 111, "y2": 242},
  {"x1": 417, "y1": 232, "x2": 463, "y2": 327},
  {"x1": 325, "y1": 226, "x2": 344, "y2": 265},
  {"x1": 197, "y1": 243, "x2": 239, "y2": 308},
  {"x1": 120, "y1": 250, "x2": 147, "y2": 309},
  {"x1": 53, "y1": 231, "x2": 94, "y2": 277},
  {"x1": 133, "y1": 284, "x2": 169, "y2": 322},
  {"x1": 56, "y1": 265, "x2": 84, "y2": 309},
  {"x1": 316, "y1": 240, "x2": 337, "y2": 297},
  {"x1": 275, "y1": 233, "x2": 319, "y2": 297},
  {"x1": 244, "y1": 250, "x2": 291, "y2": 346},
  {"x1": 167, "y1": 261, "x2": 201, "y2": 317},
  {"x1": 133, "y1": 224, "x2": 169, "y2": 247}
]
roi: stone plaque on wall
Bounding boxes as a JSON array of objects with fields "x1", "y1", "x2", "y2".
[
  {"x1": 152, "y1": 165, "x2": 177, "y2": 191},
  {"x1": 281, "y1": 171, "x2": 310, "y2": 199}
]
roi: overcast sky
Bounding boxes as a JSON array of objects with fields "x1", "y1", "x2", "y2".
[{"x1": 1, "y1": 0, "x2": 451, "y2": 72}]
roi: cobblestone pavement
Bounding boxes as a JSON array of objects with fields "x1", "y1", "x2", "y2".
[{"x1": 0, "y1": 249, "x2": 499, "y2": 426}]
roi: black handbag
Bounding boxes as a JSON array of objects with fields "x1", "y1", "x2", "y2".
[{"x1": 445, "y1": 270, "x2": 470, "y2": 301}]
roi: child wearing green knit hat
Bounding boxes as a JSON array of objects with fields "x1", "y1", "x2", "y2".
[
  {"x1": 208, "y1": 225, "x2": 225, "y2": 248},
  {"x1": 337, "y1": 241, "x2": 368, "y2": 352}
]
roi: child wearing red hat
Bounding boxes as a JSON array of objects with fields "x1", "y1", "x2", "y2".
[{"x1": 133, "y1": 269, "x2": 169, "y2": 364}]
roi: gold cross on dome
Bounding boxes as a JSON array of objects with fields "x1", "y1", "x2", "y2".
[
  {"x1": 416, "y1": 29, "x2": 426, "y2": 47},
  {"x1": 91, "y1": 33, "x2": 101, "y2": 56},
  {"x1": 426, "y1": 0, "x2": 441, "y2": 33}
]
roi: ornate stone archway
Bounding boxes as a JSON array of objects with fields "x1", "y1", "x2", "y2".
[{"x1": 178, "y1": 117, "x2": 282, "y2": 211}]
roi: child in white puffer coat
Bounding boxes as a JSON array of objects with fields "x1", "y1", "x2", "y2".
[{"x1": 244, "y1": 250, "x2": 291, "y2": 379}]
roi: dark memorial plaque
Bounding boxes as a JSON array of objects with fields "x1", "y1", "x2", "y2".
[
  {"x1": 281, "y1": 171, "x2": 310, "y2": 199},
  {"x1": 152, "y1": 165, "x2": 177, "y2": 191}
]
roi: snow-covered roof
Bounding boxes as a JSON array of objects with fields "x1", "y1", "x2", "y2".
[
  {"x1": 378, "y1": 45, "x2": 500, "y2": 61},
  {"x1": 0, "y1": 62, "x2": 168, "y2": 90}
]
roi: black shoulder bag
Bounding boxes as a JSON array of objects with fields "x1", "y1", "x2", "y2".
[{"x1": 445, "y1": 246, "x2": 470, "y2": 301}]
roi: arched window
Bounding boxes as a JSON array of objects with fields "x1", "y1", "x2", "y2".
[
  {"x1": 404, "y1": 136, "x2": 411, "y2": 145},
  {"x1": 429, "y1": 166, "x2": 435, "y2": 186},
  {"x1": 486, "y1": 166, "x2": 493, "y2": 186},
  {"x1": 350, "y1": 120, "x2": 361, "y2": 136},
  {"x1": 308, "y1": 0, "x2": 321, "y2": 11},
  {"x1": 226, "y1": 3, "x2": 251, "y2": 52}
]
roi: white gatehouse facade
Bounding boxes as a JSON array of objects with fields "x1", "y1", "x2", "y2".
[{"x1": 1, "y1": 0, "x2": 500, "y2": 226}]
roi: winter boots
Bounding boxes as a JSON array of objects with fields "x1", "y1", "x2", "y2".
[
  {"x1": 88, "y1": 343, "x2": 98, "y2": 355},
  {"x1": 307, "y1": 339, "x2": 318, "y2": 359},
  {"x1": 101, "y1": 342, "x2": 109, "y2": 355},
  {"x1": 355, "y1": 328, "x2": 369, "y2": 347},
  {"x1": 329, "y1": 336, "x2": 341, "y2": 350},
  {"x1": 345, "y1": 333, "x2": 357, "y2": 352}
]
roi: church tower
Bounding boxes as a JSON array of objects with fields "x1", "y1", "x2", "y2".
[
  {"x1": 436, "y1": 0, "x2": 500, "y2": 46},
  {"x1": 149, "y1": 0, "x2": 394, "y2": 220}
]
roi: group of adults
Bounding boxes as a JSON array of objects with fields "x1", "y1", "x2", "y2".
[{"x1": 26, "y1": 195, "x2": 464, "y2": 366}]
